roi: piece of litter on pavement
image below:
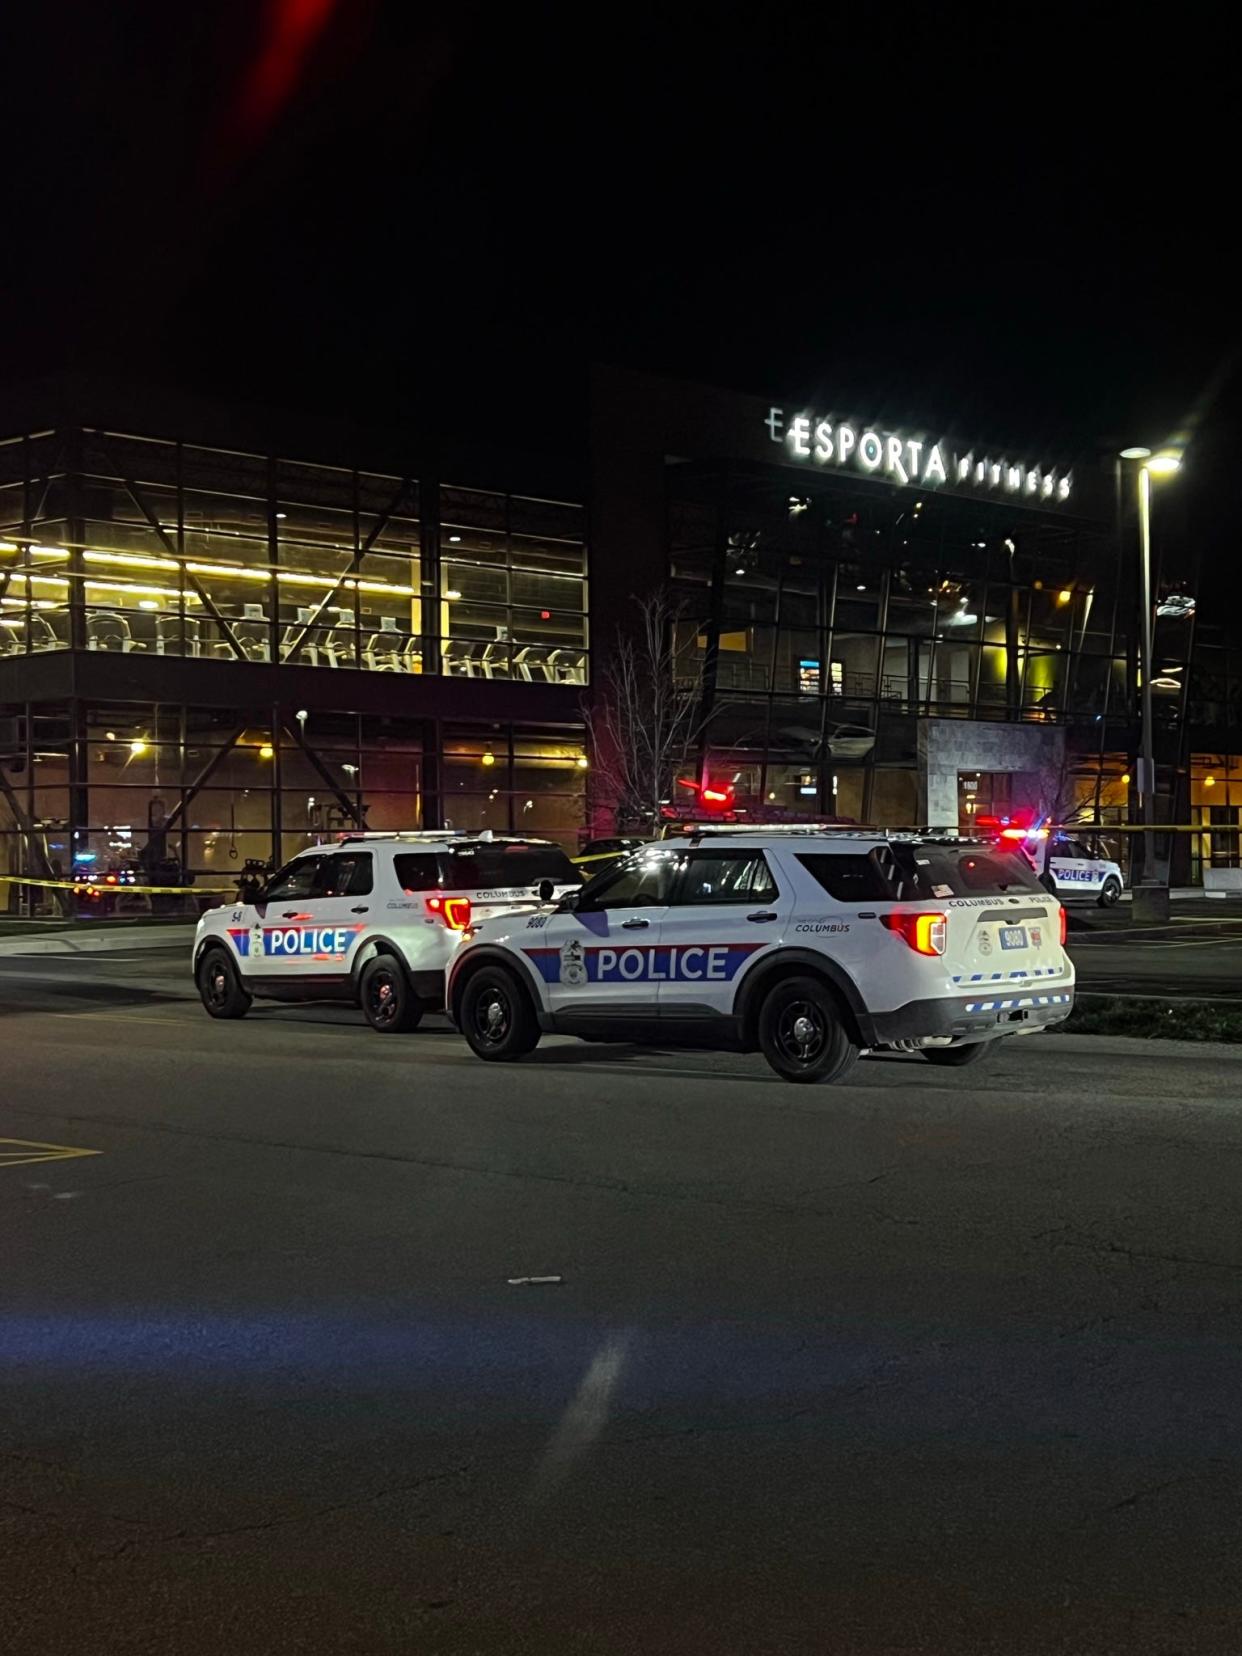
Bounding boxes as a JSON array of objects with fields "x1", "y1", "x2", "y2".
[{"x1": 507, "y1": 1275, "x2": 564, "y2": 1286}]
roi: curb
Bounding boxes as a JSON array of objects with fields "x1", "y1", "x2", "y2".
[{"x1": 0, "y1": 925, "x2": 197, "y2": 957}]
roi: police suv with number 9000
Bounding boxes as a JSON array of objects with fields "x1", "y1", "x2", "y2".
[{"x1": 446, "y1": 828, "x2": 1075, "y2": 1082}]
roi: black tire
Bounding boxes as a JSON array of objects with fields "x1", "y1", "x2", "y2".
[
  {"x1": 1098, "y1": 876, "x2": 1122, "y2": 908},
  {"x1": 922, "y1": 1041, "x2": 994, "y2": 1068},
  {"x1": 359, "y1": 955, "x2": 424, "y2": 1033},
  {"x1": 756, "y1": 975, "x2": 859, "y2": 1084},
  {"x1": 1039, "y1": 871, "x2": 1059, "y2": 897},
  {"x1": 459, "y1": 965, "x2": 541, "y2": 1062},
  {"x1": 196, "y1": 947, "x2": 252, "y2": 1020}
]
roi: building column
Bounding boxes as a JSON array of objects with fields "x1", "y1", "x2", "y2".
[{"x1": 420, "y1": 717, "x2": 441, "y2": 829}]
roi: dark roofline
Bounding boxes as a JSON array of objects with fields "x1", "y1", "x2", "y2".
[{"x1": 0, "y1": 372, "x2": 585, "y2": 503}]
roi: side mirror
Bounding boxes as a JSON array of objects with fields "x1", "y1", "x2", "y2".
[{"x1": 537, "y1": 878, "x2": 556, "y2": 902}]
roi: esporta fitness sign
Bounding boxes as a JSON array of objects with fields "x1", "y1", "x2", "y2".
[{"x1": 765, "y1": 406, "x2": 1072, "y2": 503}]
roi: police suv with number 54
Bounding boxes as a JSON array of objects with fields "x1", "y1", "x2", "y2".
[
  {"x1": 193, "y1": 832, "x2": 582, "y2": 1031},
  {"x1": 446, "y1": 828, "x2": 1075, "y2": 1083}
]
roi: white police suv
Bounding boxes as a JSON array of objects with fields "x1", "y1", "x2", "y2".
[
  {"x1": 193, "y1": 832, "x2": 582, "y2": 1032},
  {"x1": 1037, "y1": 831, "x2": 1125, "y2": 907},
  {"x1": 445, "y1": 828, "x2": 1075, "y2": 1082}
]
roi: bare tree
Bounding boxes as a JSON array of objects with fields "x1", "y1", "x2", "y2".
[
  {"x1": 1037, "y1": 739, "x2": 1093, "y2": 828},
  {"x1": 584, "y1": 588, "x2": 710, "y2": 831}
]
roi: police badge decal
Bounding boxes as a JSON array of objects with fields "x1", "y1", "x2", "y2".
[{"x1": 559, "y1": 938, "x2": 587, "y2": 986}]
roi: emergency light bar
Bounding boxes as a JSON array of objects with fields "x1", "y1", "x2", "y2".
[
  {"x1": 335, "y1": 829, "x2": 557, "y2": 847},
  {"x1": 681, "y1": 823, "x2": 996, "y2": 847}
]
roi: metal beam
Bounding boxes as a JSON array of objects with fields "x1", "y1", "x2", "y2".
[
  {"x1": 281, "y1": 718, "x2": 365, "y2": 825},
  {"x1": 281, "y1": 473, "x2": 416, "y2": 666},
  {"x1": 91, "y1": 432, "x2": 250, "y2": 664},
  {"x1": 164, "y1": 726, "x2": 246, "y2": 830},
  {"x1": 0, "y1": 763, "x2": 72, "y2": 914}
]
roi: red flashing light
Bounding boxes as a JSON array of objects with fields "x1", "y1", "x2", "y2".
[
  {"x1": 677, "y1": 776, "x2": 736, "y2": 811},
  {"x1": 426, "y1": 895, "x2": 472, "y2": 931},
  {"x1": 1059, "y1": 905, "x2": 1068, "y2": 946},
  {"x1": 540, "y1": 609, "x2": 551, "y2": 620},
  {"x1": 881, "y1": 911, "x2": 947, "y2": 957}
]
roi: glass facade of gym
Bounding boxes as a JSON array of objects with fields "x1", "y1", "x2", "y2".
[{"x1": 0, "y1": 426, "x2": 589, "y2": 899}]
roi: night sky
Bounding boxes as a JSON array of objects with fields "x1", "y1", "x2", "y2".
[{"x1": 6, "y1": 6, "x2": 1238, "y2": 583}]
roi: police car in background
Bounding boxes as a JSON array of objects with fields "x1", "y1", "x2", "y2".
[
  {"x1": 446, "y1": 827, "x2": 1075, "y2": 1083},
  {"x1": 1003, "y1": 827, "x2": 1125, "y2": 907},
  {"x1": 1041, "y1": 831, "x2": 1125, "y2": 907},
  {"x1": 193, "y1": 832, "x2": 582, "y2": 1031}
]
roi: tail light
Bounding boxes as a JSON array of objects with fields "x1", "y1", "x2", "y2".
[
  {"x1": 1059, "y1": 905, "x2": 1067, "y2": 946},
  {"x1": 881, "y1": 911, "x2": 947, "y2": 957},
  {"x1": 426, "y1": 895, "x2": 472, "y2": 931}
]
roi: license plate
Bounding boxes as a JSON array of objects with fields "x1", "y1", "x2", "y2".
[{"x1": 999, "y1": 926, "x2": 1028, "y2": 951}]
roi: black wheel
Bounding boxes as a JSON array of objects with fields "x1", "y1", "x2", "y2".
[
  {"x1": 196, "y1": 947, "x2": 251, "y2": 1020},
  {"x1": 460, "y1": 966, "x2": 540, "y2": 1062},
  {"x1": 756, "y1": 975, "x2": 859, "y2": 1085},
  {"x1": 360, "y1": 956, "x2": 424, "y2": 1033},
  {"x1": 1039, "y1": 871, "x2": 1059, "y2": 897},
  {"x1": 922, "y1": 1041, "x2": 994, "y2": 1068},
  {"x1": 1098, "y1": 876, "x2": 1122, "y2": 908}
]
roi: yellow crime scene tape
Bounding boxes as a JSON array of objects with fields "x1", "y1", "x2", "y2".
[
  {"x1": 1059, "y1": 824, "x2": 1242, "y2": 834},
  {"x1": 0, "y1": 874, "x2": 242, "y2": 895}
]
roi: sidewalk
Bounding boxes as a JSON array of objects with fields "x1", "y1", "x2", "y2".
[{"x1": 0, "y1": 923, "x2": 197, "y2": 956}]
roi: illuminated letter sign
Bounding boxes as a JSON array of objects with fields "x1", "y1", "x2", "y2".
[{"x1": 764, "y1": 405, "x2": 1072, "y2": 503}]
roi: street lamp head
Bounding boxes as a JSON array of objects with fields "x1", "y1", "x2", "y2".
[
  {"x1": 1119, "y1": 446, "x2": 1152, "y2": 460},
  {"x1": 1147, "y1": 454, "x2": 1181, "y2": 475}
]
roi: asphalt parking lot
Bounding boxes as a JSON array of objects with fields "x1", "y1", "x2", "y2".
[
  {"x1": 1069, "y1": 919, "x2": 1242, "y2": 1002},
  {"x1": 3, "y1": 944, "x2": 1242, "y2": 1654}
]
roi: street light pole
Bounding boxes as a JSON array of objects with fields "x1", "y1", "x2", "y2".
[
  {"x1": 1135, "y1": 461, "x2": 1157, "y2": 886},
  {"x1": 1120, "y1": 446, "x2": 1182, "y2": 912}
]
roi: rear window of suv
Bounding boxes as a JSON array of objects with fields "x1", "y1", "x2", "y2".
[
  {"x1": 797, "y1": 843, "x2": 1043, "y2": 903},
  {"x1": 395, "y1": 843, "x2": 581, "y2": 892}
]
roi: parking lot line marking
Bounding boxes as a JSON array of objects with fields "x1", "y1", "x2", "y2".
[
  {"x1": 0, "y1": 1137, "x2": 102, "y2": 1168},
  {"x1": 41, "y1": 1012, "x2": 184, "y2": 1025}
]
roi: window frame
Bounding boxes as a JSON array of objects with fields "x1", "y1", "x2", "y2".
[
  {"x1": 262, "y1": 853, "x2": 326, "y2": 903},
  {"x1": 670, "y1": 849, "x2": 780, "y2": 907},
  {"x1": 575, "y1": 853, "x2": 679, "y2": 912},
  {"x1": 314, "y1": 851, "x2": 374, "y2": 898}
]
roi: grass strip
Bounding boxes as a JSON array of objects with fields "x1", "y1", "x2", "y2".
[{"x1": 1058, "y1": 997, "x2": 1242, "y2": 1042}]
